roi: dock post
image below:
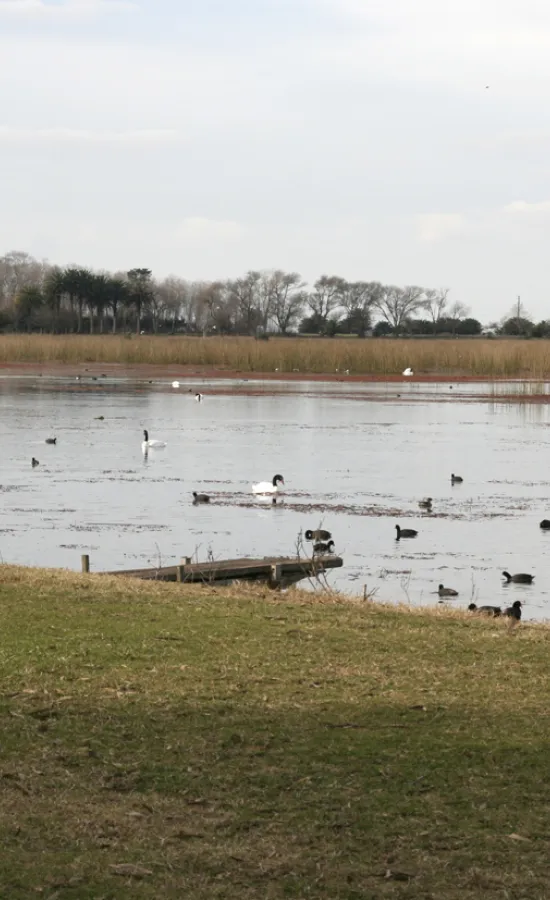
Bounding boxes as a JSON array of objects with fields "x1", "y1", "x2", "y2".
[
  {"x1": 270, "y1": 563, "x2": 282, "y2": 589},
  {"x1": 81, "y1": 554, "x2": 90, "y2": 573},
  {"x1": 176, "y1": 564, "x2": 185, "y2": 583}
]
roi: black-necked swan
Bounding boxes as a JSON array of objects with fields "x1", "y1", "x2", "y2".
[
  {"x1": 313, "y1": 540, "x2": 335, "y2": 553},
  {"x1": 252, "y1": 474, "x2": 284, "y2": 495},
  {"x1": 192, "y1": 491, "x2": 210, "y2": 504},
  {"x1": 195, "y1": 392, "x2": 203, "y2": 402},
  {"x1": 141, "y1": 429, "x2": 166, "y2": 453}
]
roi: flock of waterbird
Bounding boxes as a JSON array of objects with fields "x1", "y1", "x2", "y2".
[
  {"x1": 394, "y1": 473, "x2": 544, "y2": 625},
  {"x1": 31, "y1": 410, "x2": 535, "y2": 625}
]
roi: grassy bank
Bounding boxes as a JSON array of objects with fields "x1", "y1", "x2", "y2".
[
  {"x1": 1, "y1": 566, "x2": 549, "y2": 898},
  {"x1": 1, "y1": 334, "x2": 550, "y2": 376}
]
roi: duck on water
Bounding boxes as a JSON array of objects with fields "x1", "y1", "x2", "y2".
[
  {"x1": 395, "y1": 524, "x2": 418, "y2": 540},
  {"x1": 502, "y1": 571, "x2": 534, "y2": 584},
  {"x1": 438, "y1": 584, "x2": 458, "y2": 597}
]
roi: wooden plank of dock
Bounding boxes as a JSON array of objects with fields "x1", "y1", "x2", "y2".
[{"x1": 103, "y1": 554, "x2": 343, "y2": 588}]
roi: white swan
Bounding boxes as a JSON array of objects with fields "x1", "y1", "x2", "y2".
[
  {"x1": 172, "y1": 381, "x2": 180, "y2": 388},
  {"x1": 252, "y1": 474, "x2": 284, "y2": 495},
  {"x1": 402, "y1": 367, "x2": 413, "y2": 376},
  {"x1": 142, "y1": 429, "x2": 166, "y2": 453}
]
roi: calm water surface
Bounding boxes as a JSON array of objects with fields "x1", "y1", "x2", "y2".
[{"x1": 2, "y1": 375, "x2": 550, "y2": 620}]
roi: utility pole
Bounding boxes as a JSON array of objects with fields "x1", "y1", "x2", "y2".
[{"x1": 517, "y1": 295, "x2": 521, "y2": 333}]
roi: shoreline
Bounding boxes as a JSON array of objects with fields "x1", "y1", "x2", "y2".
[{"x1": 0, "y1": 361, "x2": 545, "y2": 383}]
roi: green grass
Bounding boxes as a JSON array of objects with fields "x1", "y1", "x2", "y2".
[
  {"x1": 1, "y1": 566, "x2": 549, "y2": 898},
  {"x1": 2, "y1": 334, "x2": 550, "y2": 376}
]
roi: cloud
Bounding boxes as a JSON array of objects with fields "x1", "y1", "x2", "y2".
[
  {"x1": 174, "y1": 218, "x2": 246, "y2": 243},
  {"x1": 414, "y1": 199, "x2": 550, "y2": 246},
  {"x1": 0, "y1": 0, "x2": 134, "y2": 15},
  {"x1": 504, "y1": 199, "x2": 550, "y2": 216},
  {"x1": 415, "y1": 213, "x2": 466, "y2": 243},
  {"x1": 313, "y1": 0, "x2": 550, "y2": 92},
  {"x1": 0, "y1": 125, "x2": 178, "y2": 144}
]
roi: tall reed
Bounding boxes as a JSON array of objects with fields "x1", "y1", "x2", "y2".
[{"x1": 1, "y1": 335, "x2": 550, "y2": 377}]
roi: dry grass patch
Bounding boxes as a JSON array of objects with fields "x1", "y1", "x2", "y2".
[
  {"x1": 2, "y1": 334, "x2": 550, "y2": 376},
  {"x1": 1, "y1": 566, "x2": 550, "y2": 898}
]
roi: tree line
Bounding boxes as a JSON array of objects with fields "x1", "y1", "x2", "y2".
[{"x1": 0, "y1": 248, "x2": 534, "y2": 338}]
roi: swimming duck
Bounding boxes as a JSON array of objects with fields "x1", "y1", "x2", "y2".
[
  {"x1": 252, "y1": 474, "x2": 284, "y2": 495},
  {"x1": 418, "y1": 498, "x2": 433, "y2": 509},
  {"x1": 31, "y1": 457, "x2": 39, "y2": 467},
  {"x1": 45, "y1": 437, "x2": 57, "y2": 445},
  {"x1": 540, "y1": 519, "x2": 550, "y2": 529},
  {"x1": 395, "y1": 524, "x2": 418, "y2": 540},
  {"x1": 313, "y1": 540, "x2": 335, "y2": 554},
  {"x1": 192, "y1": 491, "x2": 210, "y2": 504},
  {"x1": 451, "y1": 473, "x2": 463, "y2": 483},
  {"x1": 305, "y1": 529, "x2": 332, "y2": 541},
  {"x1": 502, "y1": 571, "x2": 534, "y2": 584},
  {"x1": 438, "y1": 584, "x2": 458, "y2": 597},
  {"x1": 468, "y1": 603, "x2": 502, "y2": 617}
]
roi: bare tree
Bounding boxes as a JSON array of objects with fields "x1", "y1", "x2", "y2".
[
  {"x1": 256, "y1": 272, "x2": 274, "y2": 333},
  {"x1": 0, "y1": 251, "x2": 50, "y2": 308},
  {"x1": 148, "y1": 280, "x2": 165, "y2": 333},
  {"x1": 307, "y1": 275, "x2": 345, "y2": 331},
  {"x1": 226, "y1": 270, "x2": 262, "y2": 334},
  {"x1": 195, "y1": 281, "x2": 235, "y2": 334},
  {"x1": 262, "y1": 270, "x2": 306, "y2": 334},
  {"x1": 374, "y1": 285, "x2": 426, "y2": 333},
  {"x1": 449, "y1": 299, "x2": 470, "y2": 321},
  {"x1": 340, "y1": 281, "x2": 383, "y2": 336},
  {"x1": 156, "y1": 276, "x2": 189, "y2": 332},
  {"x1": 425, "y1": 288, "x2": 450, "y2": 333}
]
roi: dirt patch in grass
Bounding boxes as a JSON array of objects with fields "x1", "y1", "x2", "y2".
[{"x1": 1, "y1": 565, "x2": 550, "y2": 898}]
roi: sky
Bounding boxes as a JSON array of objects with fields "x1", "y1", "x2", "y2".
[{"x1": 1, "y1": 0, "x2": 550, "y2": 322}]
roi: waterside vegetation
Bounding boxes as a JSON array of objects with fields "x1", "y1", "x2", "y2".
[{"x1": 3, "y1": 334, "x2": 550, "y2": 377}]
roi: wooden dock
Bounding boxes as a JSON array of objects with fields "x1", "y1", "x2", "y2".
[{"x1": 97, "y1": 554, "x2": 343, "y2": 589}]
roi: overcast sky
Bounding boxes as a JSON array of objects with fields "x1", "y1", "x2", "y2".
[{"x1": 1, "y1": 0, "x2": 550, "y2": 321}]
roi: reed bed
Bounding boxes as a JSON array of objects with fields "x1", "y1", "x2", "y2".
[{"x1": 2, "y1": 334, "x2": 550, "y2": 377}]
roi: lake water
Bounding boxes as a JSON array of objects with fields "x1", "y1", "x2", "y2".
[{"x1": 2, "y1": 374, "x2": 550, "y2": 621}]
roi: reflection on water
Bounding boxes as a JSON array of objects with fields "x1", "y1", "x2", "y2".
[{"x1": 2, "y1": 375, "x2": 550, "y2": 621}]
